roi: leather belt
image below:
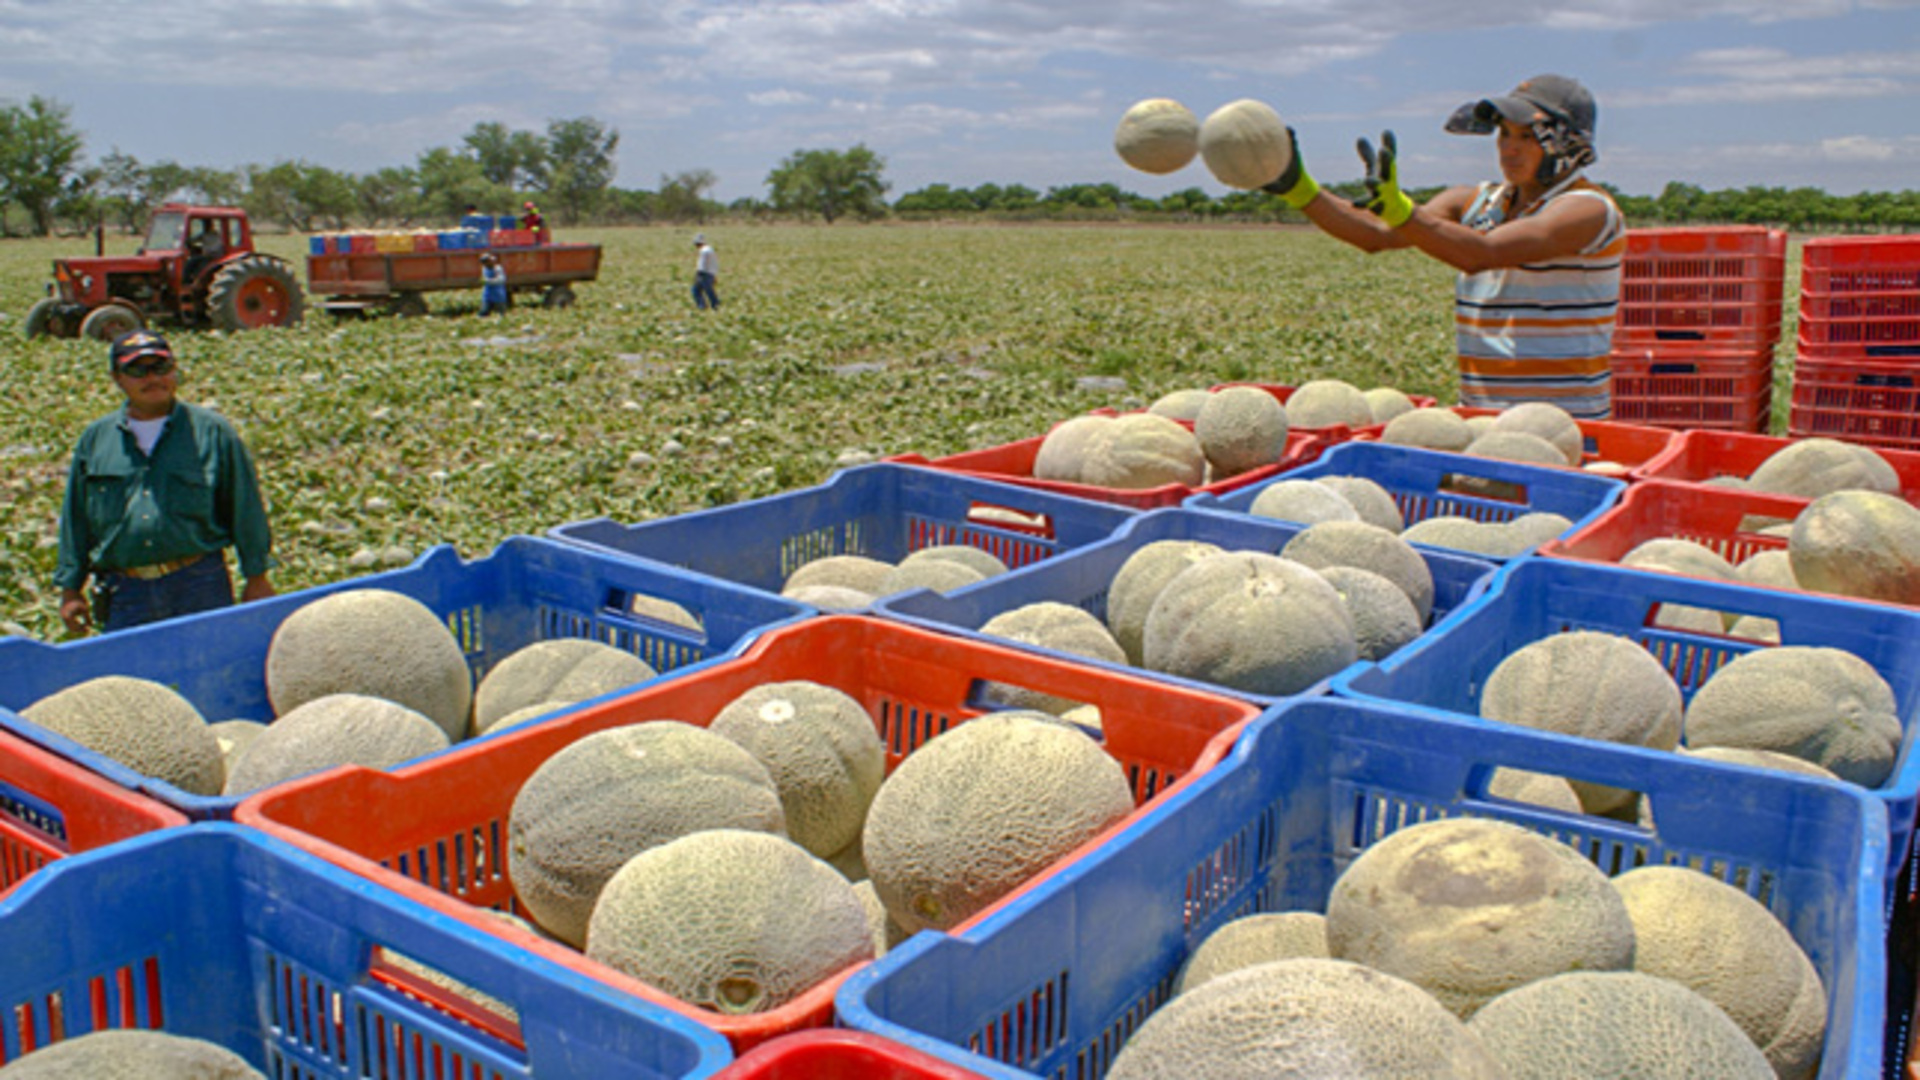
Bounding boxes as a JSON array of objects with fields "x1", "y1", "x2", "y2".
[{"x1": 112, "y1": 552, "x2": 208, "y2": 581}]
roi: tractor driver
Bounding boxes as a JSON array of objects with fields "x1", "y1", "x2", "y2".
[{"x1": 184, "y1": 220, "x2": 227, "y2": 283}]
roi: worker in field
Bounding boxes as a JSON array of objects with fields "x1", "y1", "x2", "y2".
[
  {"x1": 53, "y1": 330, "x2": 276, "y2": 636},
  {"x1": 521, "y1": 200, "x2": 546, "y2": 243},
  {"x1": 692, "y1": 233, "x2": 721, "y2": 311},
  {"x1": 1265, "y1": 74, "x2": 1623, "y2": 419},
  {"x1": 478, "y1": 253, "x2": 509, "y2": 316}
]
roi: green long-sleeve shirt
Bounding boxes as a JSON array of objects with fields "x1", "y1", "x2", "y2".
[{"x1": 53, "y1": 400, "x2": 275, "y2": 589}]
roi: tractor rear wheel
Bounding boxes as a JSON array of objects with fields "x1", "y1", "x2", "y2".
[
  {"x1": 541, "y1": 284, "x2": 577, "y2": 309},
  {"x1": 80, "y1": 303, "x2": 145, "y2": 343},
  {"x1": 207, "y1": 255, "x2": 304, "y2": 331}
]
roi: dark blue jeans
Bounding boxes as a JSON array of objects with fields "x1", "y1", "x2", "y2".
[
  {"x1": 693, "y1": 271, "x2": 720, "y2": 310},
  {"x1": 99, "y1": 554, "x2": 233, "y2": 633}
]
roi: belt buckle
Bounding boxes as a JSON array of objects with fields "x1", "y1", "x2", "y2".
[{"x1": 122, "y1": 554, "x2": 197, "y2": 581}]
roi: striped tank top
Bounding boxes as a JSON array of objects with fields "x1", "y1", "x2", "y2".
[{"x1": 1455, "y1": 178, "x2": 1625, "y2": 419}]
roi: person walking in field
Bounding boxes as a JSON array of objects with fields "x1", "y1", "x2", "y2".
[
  {"x1": 54, "y1": 330, "x2": 276, "y2": 636},
  {"x1": 692, "y1": 233, "x2": 721, "y2": 311},
  {"x1": 478, "y1": 253, "x2": 509, "y2": 316},
  {"x1": 1264, "y1": 74, "x2": 1624, "y2": 419}
]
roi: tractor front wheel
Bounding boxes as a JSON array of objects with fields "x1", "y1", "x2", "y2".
[
  {"x1": 22, "y1": 299, "x2": 59, "y2": 339},
  {"x1": 207, "y1": 255, "x2": 305, "y2": 331},
  {"x1": 80, "y1": 303, "x2": 145, "y2": 343}
]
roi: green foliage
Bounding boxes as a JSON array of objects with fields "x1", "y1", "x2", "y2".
[
  {"x1": 766, "y1": 146, "x2": 890, "y2": 223},
  {"x1": 0, "y1": 96, "x2": 86, "y2": 237},
  {"x1": 543, "y1": 116, "x2": 621, "y2": 224}
]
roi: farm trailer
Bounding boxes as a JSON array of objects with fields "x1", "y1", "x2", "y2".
[{"x1": 306, "y1": 242, "x2": 602, "y2": 317}]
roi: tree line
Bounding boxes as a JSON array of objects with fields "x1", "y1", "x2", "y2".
[{"x1": 2, "y1": 94, "x2": 1916, "y2": 236}]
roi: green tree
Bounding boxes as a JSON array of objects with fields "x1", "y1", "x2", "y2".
[
  {"x1": 463, "y1": 121, "x2": 548, "y2": 189},
  {"x1": 656, "y1": 169, "x2": 717, "y2": 223},
  {"x1": 543, "y1": 116, "x2": 619, "y2": 224},
  {"x1": 357, "y1": 166, "x2": 421, "y2": 227},
  {"x1": 414, "y1": 146, "x2": 503, "y2": 220},
  {"x1": 244, "y1": 161, "x2": 357, "y2": 232},
  {"x1": 0, "y1": 95, "x2": 86, "y2": 236},
  {"x1": 766, "y1": 145, "x2": 889, "y2": 223}
]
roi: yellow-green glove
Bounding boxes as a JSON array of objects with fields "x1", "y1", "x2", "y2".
[
  {"x1": 1260, "y1": 127, "x2": 1320, "y2": 211},
  {"x1": 1353, "y1": 130, "x2": 1414, "y2": 228}
]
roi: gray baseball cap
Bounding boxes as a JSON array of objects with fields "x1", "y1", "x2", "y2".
[{"x1": 1448, "y1": 74, "x2": 1596, "y2": 139}]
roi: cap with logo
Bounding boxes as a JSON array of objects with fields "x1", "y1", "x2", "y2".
[
  {"x1": 110, "y1": 330, "x2": 174, "y2": 372},
  {"x1": 1445, "y1": 73, "x2": 1598, "y2": 184}
]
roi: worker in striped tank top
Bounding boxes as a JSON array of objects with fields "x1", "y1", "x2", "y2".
[{"x1": 1263, "y1": 74, "x2": 1624, "y2": 419}]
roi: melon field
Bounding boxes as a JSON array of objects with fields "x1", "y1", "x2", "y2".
[{"x1": 0, "y1": 223, "x2": 1798, "y2": 642}]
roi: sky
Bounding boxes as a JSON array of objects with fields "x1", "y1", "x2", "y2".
[{"x1": 3, "y1": 0, "x2": 1918, "y2": 205}]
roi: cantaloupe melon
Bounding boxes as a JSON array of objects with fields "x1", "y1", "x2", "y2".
[
  {"x1": 1623, "y1": 537, "x2": 1743, "y2": 631},
  {"x1": 627, "y1": 594, "x2": 701, "y2": 632},
  {"x1": 1315, "y1": 566, "x2": 1421, "y2": 661},
  {"x1": 1379, "y1": 408, "x2": 1474, "y2": 452},
  {"x1": 1280, "y1": 520, "x2": 1433, "y2": 620},
  {"x1": 1314, "y1": 475, "x2": 1404, "y2": 533},
  {"x1": 1195, "y1": 385, "x2": 1290, "y2": 479},
  {"x1": 1486, "y1": 768, "x2": 1584, "y2": 814},
  {"x1": 1747, "y1": 437, "x2": 1899, "y2": 500},
  {"x1": 1141, "y1": 551, "x2": 1357, "y2": 696},
  {"x1": 1788, "y1": 489, "x2": 1920, "y2": 605},
  {"x1": 1324, "y1": 817, "x2": 1635, "y2": 1018},
  {"x1": 21, "y1": 676, "x2": 224, "y2": 796},
  {"x1": 979, "y1": 601, "x2": 1128, "y2": 713},
  {"x1": 1363, "y1": 387, "x2": 1417, "y2": 424},
  {"x1": 709, "y1": 680, "x2": 884, "y2": 858},
  {"x1": 1197, "y1": 99, "x2": 1291, "y2": 191},
  {"x1": 1489, "y1": 402, "x2": 1583, "y2": 466},
  {"x1": 1173, "y1": 912, "x2": 1330, "y2": 995},
  {"x1": 783, "y1": 554, "x2": 893, "y2": 597},
  {"x1": 1107, "y1": 540, "x2": 1225, "y2": 666},
  {"x1": 1078, "y1": 413, "x2": 1207, "y2": 490},
  {"x1": 0, "y1": 1028, "x2": 267, "y2": 1079},
  {"x1": 507, "y1": 721, "x2": 786, "y2": 947},
  {"x1": 471, "y1": 638, "x2": 657, "y2": 737},
  {"x1": 1248, "y1": 480, "x2": 1359, "y2": 526},
  {"x1": 1464, "y1": 430, "x2": 1567, "y2": 467},
  {"x1": 1114, "y1": 98, "x2": 1200, "y2": 175},
  {"x1": 1147, "y1": 388, "x2": 1212, "y2": 422},
  {"x1": 264, "y1": 588, "x2": 472, "y2": 742},
  {"x1": 586, "y1": 829, "x2": 872, "y2": 1014},
  {"x1": 877, "y1": 557, "x2": 986, "y2": 596},
  {"x1": 1737, "y1": 549, "x2": 1798, "y2": 590},
  {"x1": 1501, "y1": 511, "x2": 1575, "y2": 552},
  {"x1": 1480, "y1": 631, "x2": 1683, "y2": 813},
  {"x1": 1683, "y1": 645, "x2": 1901, "y2": 787},
  {"x1": 479, "y1": 699, "x2": 576, "y2": 737},
  {"x1": 897, "y1": 544, "x2": 1009, "y2": 581},
  {"x1": 862, "y1": 712, "x2": 1132, "y2": 934},
  {"x1": 209, "y1": 718, "x2": 267, "y2": 780},
  {"x1": 1613, "y1": 866, "x2": 1826, "y2": 1079},
  {"x1": 1106, "y1": 958, "x2": 1507, "y2": 1080},
  {"x1": 222, "y1": 693, "x2": 450, "y2": 797},
  {"x1": 1285, "y1": 379, "x2": 1373, "y2": 429},
  {"x1": 1400, "y1": 516, "x2": 1498, "y2": 554},
  {"x1": 1465, "y1": 971, "x2": 1775, "y2": 1079},
  {"x1": 781, "y1": 584, "x2": 876, "y2": 611},
  {"x1": 1033, "y1": 414, "x2": 1113, "y2": 483}
]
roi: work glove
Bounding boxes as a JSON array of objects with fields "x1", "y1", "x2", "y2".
[
  {"x1": 1353, "y1": 131, "x2": 1415, "y2": 228},
  {"x1": 1260, "y1": 128, "x2": 1320, "y2": 210}
]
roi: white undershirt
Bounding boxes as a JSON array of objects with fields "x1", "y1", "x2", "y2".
[{"x1": 126, "y1": 415, "x2": 169, "y2": 455}]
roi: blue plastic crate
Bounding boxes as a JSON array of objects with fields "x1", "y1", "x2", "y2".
[
  {"x1": 0, "y1": 824, "x2": 730, "y2": 1078},
  {"x1": 837, "y1": 697, "x2": 1888, "y2": 1080},
  {"x1": 1187, "y1": 441, "x2": 1628, "y2": 560},
  {"x1": 306, "y1": 235, "x2": 328, "y2": 256},
  {"x1": 1336, "y1": 556, "x2": 1920, "y2": 894},
  {"x1": 0, "y1": 536, "x2": 810, "y2": 819},
  {"x1": 461, "y1": 214, "x2": 496, "y2": 233},
  {"x1": 875, "y1": 506, "x2": 1499, "y2": 704},
  {"x1": 550, "y1": 464, "x2": 1137, "y2": 610}
]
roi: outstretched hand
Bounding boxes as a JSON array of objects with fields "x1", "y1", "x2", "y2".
[
  {"x1": 1261, "y1": 127, "x2": 1320, "y2": 211},
  {"x1": 1353, "y1": 131, "x2": 1414, "y2": 228}
]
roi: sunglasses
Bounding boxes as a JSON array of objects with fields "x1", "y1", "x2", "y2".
[{"x1": 119, "y1": 356, "x2": 176, "y2": 379}]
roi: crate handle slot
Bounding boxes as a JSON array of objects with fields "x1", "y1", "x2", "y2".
[
  {"x1": 965, "y1": 503, "x2": 1056, "y2": 539},
  {"x1": 1654, "y1": 330, "x2": 1707, "y2": 342},
  {"x1": 1648, "y1": 363, "x2": 1702, "y2": 376},
  {"x1": 604, "y1": 588, "x2": 709, "y2": 644},
  {"x1": 961, "y1": 679, "x2": 1102, "y2": 739},
  {"x1": 1437, "y1": 473, "x2": 1529, "y2": 506},
  {"x1": 369, "y1": 947, "x2": 527, "y2": 1052},
  {"x1": 1855, "y1": 370, "x2": 1918, "y2": 386}
]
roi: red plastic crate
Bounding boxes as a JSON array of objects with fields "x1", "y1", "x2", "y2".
[
  {"x1": 1788, "y1": 355, "x2": 1920, "y2": 450},
  {"x1": 1607, "y1": 349, "x2": 1774, "y2": 433},
  {"x1": 0, "y1": 727, "x2": 188, "y2": 901},
  {"x1": 1632, "y1": 429, "x2": 1920, "y2": 496},
  {"x1": 1614, "y1": 227, "x2": 1787, "y2": 348},
  {"x1": 715, "y1": 1030, "x2": 986, "y2": 1078},
  {"x1": 1623, "y1": 226, "x2": 1788, "y2": 280},
  {"x1": 888, "y1": 426, "x2": 1336, "y2": 511},
  {"x1": 233, "y1": 615, "x2": 1261, "y2": 1054},
  {"x1": 1802, "y1": 235, "x2": 1920, "y2": 296},
  {"x1": 1446, "y1": 406, "x2": 1680, "y2": 469}
]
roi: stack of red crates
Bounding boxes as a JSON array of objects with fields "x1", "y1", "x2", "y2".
[
  {"x1": 1609, "y1": 226, "x2": 1786, "y2": 433},
  {"x1": 1789, "y1": 235, "x2": 1920, "y2": 450}
]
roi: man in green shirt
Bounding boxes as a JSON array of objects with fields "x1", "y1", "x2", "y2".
[{"x1": 55, "y1": 330, "x2": 276, "y2": 635}]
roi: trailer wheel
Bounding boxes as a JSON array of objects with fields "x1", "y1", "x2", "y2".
[
  {"x1": 541, "y1": 284, "x2": 577, "y2": 309},
  {"x1": 388, "y1": 293, "x2": 428, "y2": 318},
  {"x1": 79, "y1": 303, "x2": 145, "y2": 343},
  {"x1": 207, "y1": 255, "x2": 305, "y2": 331}
]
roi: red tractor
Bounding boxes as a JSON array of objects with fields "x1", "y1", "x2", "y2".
[{"x1": 25, "y1": 204, "x2": 304, "y2": 340}]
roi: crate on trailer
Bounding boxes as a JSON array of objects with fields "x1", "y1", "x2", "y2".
[
  {"x1": 1335, "y1": 555, "x2": 1920, "y2": 887},
  {"x1": 1607, "y1": 346, "x2": 1774, "y2": 433},
  {"x1": 0, "y1": 727, "x2": 187, "y2": 901},
  {"x1": 876, "y1": 506, "x2": 1497, "y2": 704},
  {"x1": 837, "y1": 696, "x2": 1886, "y2": 1080},
  {"x1": 1788, "y1": 355, "x2": 1920, "y2": 448},
  {"x1": 1187, "y1": 441, "x2": 1627, "y2": 561},
  {"x1": 0, "y1": 825, "x2": 730, "y2": 1078},
  {"x1": 1631, "y1": 428, "x2": 1920, "y2": 494},
  {"x1": 234, "y1": 615, "x2": 1265, "y2": 1054},
  {"x1": 0, "y1": 536, "x2": 811, "y2": 819},
  {"x1": 714, "y1": 1030, "x2": 985, "y2": 1078},
  {"x1": 549, "y1": 463, "x2": 1136, "y2": 607}
]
